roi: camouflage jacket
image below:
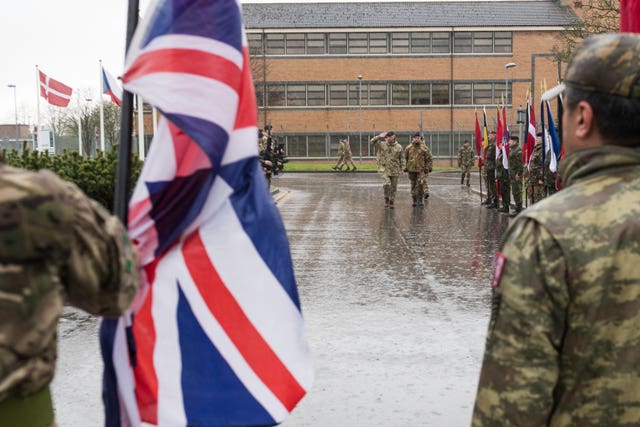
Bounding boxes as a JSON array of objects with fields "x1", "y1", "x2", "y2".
[
  {"x1": 484, "y1": 143, "x2": 496, "y2": 170},
  {"x1": 405, "y1": 142, "x2": 432, "y2": 172},
  {"x1": 0, "y1": 165, "x2": 138, "y2": 401},
  {"x1": 508, "y1": 145, "x2": 524, "y2": 179},
  {"x1": 527, "y1": 143, "x2": 544, "y2": 185},
  {"x1": 472, "y1": 145, "x2": 640, "y2": 427},
  {"x1": 458, "y1": 144, "x2": 475, "y2": 169},
  {"x1": 371, "y1": 137, "x2": 404, "y2": 176}
]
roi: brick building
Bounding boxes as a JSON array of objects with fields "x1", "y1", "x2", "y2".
[{"x1": 242, "y1": 1, "x2": 577, "y2": 161}]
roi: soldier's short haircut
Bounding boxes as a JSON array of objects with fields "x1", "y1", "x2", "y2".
[
  {"x1": 566, "y1": 86, "x2": 640, "y2": 147},
  {"x1": 510, "y1": 136, "x2": 519, "y2": 143}
]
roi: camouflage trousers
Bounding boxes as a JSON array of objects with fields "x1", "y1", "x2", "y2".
[
  {"x1": 510, "y1": 178, "x2": 523, "y2": 210},
  {"x1": 529, "y1": 184, "x2": 546, "y2": 204},
  {"x1": 499, "y1": 175, "x2": 510, "y2": 208},
  {"x1": 484, "y1": 169, "x2": 497, "y2": 205},
  {"x1": 336, "y1": 154, "x2": 356, "y2": 169},
  {"x1": 408, "y1": 171, "x2": 426, "y2": 197},
  {"x1": 382, "y1": 175, "x2": 399, "y2": 201},
  {"x1": 460, "y1": 166, "x2": 471, "y2": 182}
]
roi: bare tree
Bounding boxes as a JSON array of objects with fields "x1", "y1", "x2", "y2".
[
  {"x1": 102, "y1": 102, "x2": 121, "y2": 151},
  {"x1": 555, "y1": 0, "x2": 620, "y2": 62}
]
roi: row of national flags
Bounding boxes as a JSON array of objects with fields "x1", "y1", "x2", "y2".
[
  {"x1": 473, "y1": 96, "x2": 562, "y2": 175},
  {"x1": 36, "y1": 64, "x2": 122, "y2": 108}
]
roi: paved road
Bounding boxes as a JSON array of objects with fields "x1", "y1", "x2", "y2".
[{"x1": 52, "y1": 171, "x2": 511, "y2": 427}]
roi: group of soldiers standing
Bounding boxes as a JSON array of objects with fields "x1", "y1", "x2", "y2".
[
  {"x1": 474, "y1": 130, "x2": 557, "y2": 217},
  {"x1": 369, "y1": 131, "x2": 433, "y2": 208}
]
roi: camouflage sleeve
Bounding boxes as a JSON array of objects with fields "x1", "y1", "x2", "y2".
[
  {"x1": 472, "y1": 218, "x2": 569, "y2": 426},
  {"x1": 426, "y1": 149, "x2": 433, "y2": 170},
  {"x1": 55, "y1": 175, "x2": 138, "y2": 317}
]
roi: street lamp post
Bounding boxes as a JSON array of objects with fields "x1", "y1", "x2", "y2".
[
  {"x1": 7, "y1": 84, "x2": 18, "y2": 148},
  {"x1": 358, "y1": 74, "x2": 363, "y2": 164},
  {"x1": 505, "y1": 63, "x2": 516, "y2": 123}
]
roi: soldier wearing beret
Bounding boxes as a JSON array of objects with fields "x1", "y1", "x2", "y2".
[
  {"x1": 473, "y1": 33, "x2": 640, "y2": 426},
  {"x1": 0, "y1": 163, "x2": 139, "y2": 426}
]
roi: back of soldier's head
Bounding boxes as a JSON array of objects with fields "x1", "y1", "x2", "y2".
[{"x1": 563, "y1": 33, "x2": 640, "y2": 147}]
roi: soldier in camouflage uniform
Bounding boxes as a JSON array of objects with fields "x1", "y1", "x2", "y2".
[
  {"x1": 472, "y1": 33, "x2": 640, "y2": 427},
  {"x1": 457, "y1": 139, "x2": 475, "y2": 187},
  {"x1": 495, "y1": 145, "x2": 510, "y2": 214},
  {"x1": 526, "y1": 133, "x2": 546, "y2": 204},
  {"x1": 482, "y1": 131, "x2": 498, "y2": 208},
  {"x1": 544, "y1": 153, "x2": 558, "y2": 196},
  {"x1": 404, "y1": 132, "x2": 431, "y2": 206},
  {"x1": 507, "y1": 136, "x2": 524, "y2": 216},
  {"x1": 333, "y1": 138, "x2": 357, "y2": 171},
  {"x1": 370, "y1": 131, "x2": 405, "y2": 208},
  {"x1": 0, "y1": 164, "x2": 138, "y2": 426},
  {"x1": 419, "y1": 136, "x2": 433, "y2": 198}
]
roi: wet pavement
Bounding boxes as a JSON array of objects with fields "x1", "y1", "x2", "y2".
[{"x1": 52, "y1": 171, "x2": 511, "y2": 427}]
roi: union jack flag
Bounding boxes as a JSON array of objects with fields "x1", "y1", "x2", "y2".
[{"x1": 100, "y1": 1, "x2": 314, "y2": 426}]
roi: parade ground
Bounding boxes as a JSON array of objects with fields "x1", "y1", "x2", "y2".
[{"x1": 53, "y1": 171, "x2": 511, "y2": 427}]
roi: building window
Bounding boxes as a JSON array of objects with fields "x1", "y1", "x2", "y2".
[
  {"x1": 432, "y1": 33, "x2": 451, "y2": 53},
  {"x1": 286, "y1": 85, "x2": 306, "y2": 106},
  {"x1": 391, "y1": 33, "x2": 409, "y2": 54},
  {"x1": 349, "y1": 83, "x2": 368, "y2": 106},
  {"x1": 454, "y1": 32, "x2": 473, "y2": 53},
  {"x1": 411, "y1": 83, "x2": 430, "y2": 105},
  {"x1": 254, "y1": 85, "x2": 264, "y2": 107},
  {"x1": 494, "y1": 32, "x2": 513, "y2": 53},
  {"x1": 473, "y1": 32, "x2": 494, "y2": 53},
  {"x1": 473, "y1": 82, "x2": 493, "y2": 105},
  {"x1": 329, "y1": 84, "x2": 348, "y2": 106},
  {"x1": 432, "y1": 83, "x2": 450, "y2": 105},
  {"x1": 248, "y1": 33, "x2": 263, "y2": 56},
  {"x1": 369, "y1": 33, "x2": 388, "y2": 54},
  {"x1": 286, "y1": 33, "x2": 305, "y2": 55},
  {"x1": 328, "y1": 33, "x2": 347, "y2": 54},
  {"x1": 307, "y1": 135, "x2": 326, "y2": 156},
  {"x1": 454, "y1": 83, "x2": 472, "y2": 105},
  {"x1": 266, "y1": 84, "x2": 285, "y2": 106},
  {"x1": 307, "y1": 33, "x2": 326, "y2": 54},
  {"x1": 348, "y1": 33, "x2": 368, "y2": 54},
  {"x1": 430, "y1": 132, "x2": 451, "y2": 157},
  {"x1": 307, "y1": 84, "x2": 326, "y2": 106},
  {"x1": 392, "y1": 83, "x2": 410, "y2": 105},
  {"x1": 494, "y1": 82, "x2": 511, "y2": 104},
  {"x1": 266, "y1": 33, "x2": 285, "y2": 55},
  {"x1": 369, "y1": 83, "x2": 388, "y2": 105},
  {"x1": 287, "y1": 135, "x2": 307, "y2": 156},
  {"x1": 411, "y1": 32, "x2": 431, "y2": 53}
]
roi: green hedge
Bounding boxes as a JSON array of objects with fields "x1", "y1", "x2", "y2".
[{"x1": 2, "y1": 148, "x2": 142, "y2": 212}]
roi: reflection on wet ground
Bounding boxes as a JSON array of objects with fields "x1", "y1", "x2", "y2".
[{"x1": 53, "y1": 171, "x2": 511, "y2": 427}]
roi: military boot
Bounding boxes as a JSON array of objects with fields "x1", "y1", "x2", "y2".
[
  {"x1": 389, "y1": 199, "x2": 395, "y2": 209},
  {"x1": 412, "y1": 196, "x2": 418, "y2": 207},
  {"x1": 460, "y1": 174, "x2": 465, "y2": 185},
  {"x1": 466, "y1": 179, "x2": 470, "y2": 187},
  {"x1": 344, "y1": 166, "x2": 350, "y2": 171},
  {"x1": 418, "y1": 196, "x2": 424, "y2": 207},
  {"x1": 385, "y1": 197, "x2": 390, "y2": 208}
]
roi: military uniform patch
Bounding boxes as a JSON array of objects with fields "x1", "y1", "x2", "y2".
[{"x1": 492, "y1": 252, "x2": 506, "y2": 288}]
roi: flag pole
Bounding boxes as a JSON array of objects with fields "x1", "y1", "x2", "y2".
[
  {"x1": 114, "y1": 0, "x2": 140, "y2": 224},
  {"x1": 35, "y1": 65, "x2": 40, "y2": 151},
  {"x1": 99, "y1": 60, "x2": 106, "y2": 153}
]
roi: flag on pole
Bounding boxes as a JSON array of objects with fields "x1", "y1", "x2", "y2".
[
  {"x1": 495, "y1": 107, "x2": 503, "y2": 161},
  {"x1": 621, "y1": 0, "x2": 640, "y2": 32},
  {"x1": 545, "y1": 100, "x2": 561, "y2": 172},
  {"x1": 482, "y1": 107, "x2": 489, "y2": 160},
  {"x1": 474, "y1": 111, "x2": 482, "y2": 167},
  {"x1": 524, "y1": 101, "x2": 536, "y2": 164},
  {"x1": 102, "y1": 66, "x2": 123, "y2": 106},
  {"x1": 38, "y1": 69, "x2": 73, "y2": 107},
  {"x1": 100, "y1": 0, "x2": 313, "y2": 426},
  {"x1": 501, "y1": 104, "x2": 509, "y2": 170}
]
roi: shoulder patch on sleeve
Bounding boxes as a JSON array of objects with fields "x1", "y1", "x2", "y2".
[{"x1": 492, "y1": 252, "x2": 507, "y2": 288}]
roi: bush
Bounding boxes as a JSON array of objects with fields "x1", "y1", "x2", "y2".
[{"x1": 2, "y1": 148, "x2": 142, "y2": 212}]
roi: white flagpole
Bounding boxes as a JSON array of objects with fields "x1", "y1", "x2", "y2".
[
  {"x1": 152, "y1": 107, "x2": 158, "y2": 135},
  {"x1": 77, "y1": 91, "x2": 83, "y2": 156},
  {"x1": 35, "y1": 65, "x2": 41, "y2": 151},
  {"x1": 99, "y1": 60, "x2": 106, "y2": 152},
  {"x1": 137, "y1": 94, "x2": 145, "y2": 160}
]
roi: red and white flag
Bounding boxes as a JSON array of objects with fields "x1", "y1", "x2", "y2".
[{"x1": 39, "y1": 70, "x2": 73, "y2": 107}]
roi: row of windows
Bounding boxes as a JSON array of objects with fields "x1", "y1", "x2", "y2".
[
  {"x1": 272, "y1": 132, "x2": 475, "y2": 158},
  {"x1": 248, "y1": 31, "x2": 512, "y2": 56},
  {"x1": 256, "y1": 81, "x2": 512, "y2": 107}
]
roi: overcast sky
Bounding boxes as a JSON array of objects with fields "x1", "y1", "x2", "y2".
[{"x1": 0, "y1": 0, "x2": 454, "y2": 125}]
